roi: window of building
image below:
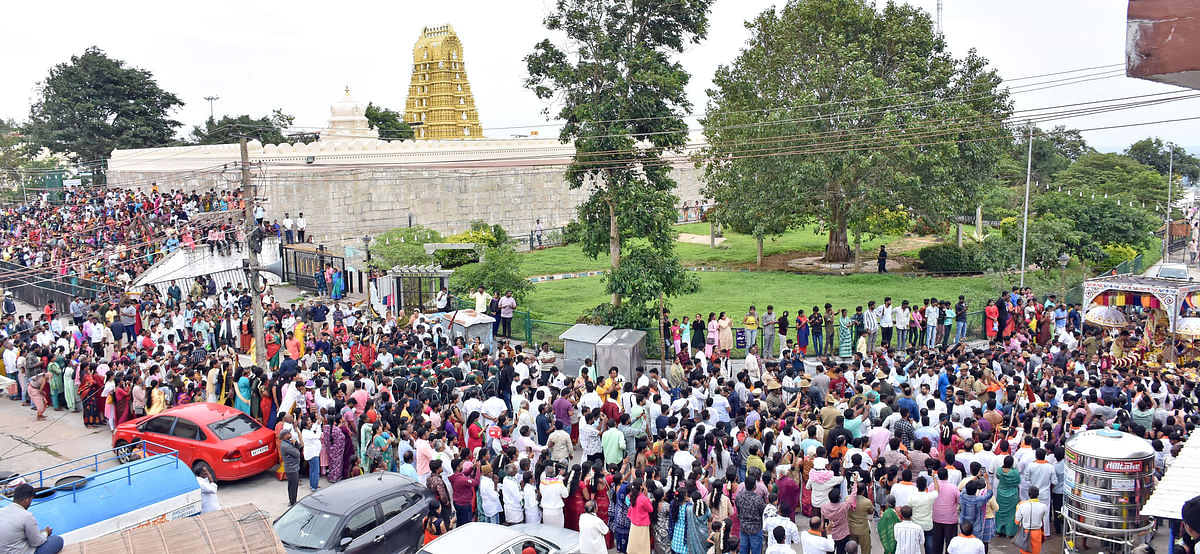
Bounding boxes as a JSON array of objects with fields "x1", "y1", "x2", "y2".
[
  {"x1": 464, "y1": 127, "x2": 470, "y2": 136},
  {"x1": 423, "y1": 50, "x2": 428, "y2": 60},
  {"x1": 457, "y1": 84, "x2": 462, "y2": 91},
  {"x1": 461, "y1": 112, "x2": 467, "y2": 120},
  {"x1": 459, "y1": 97, "x2": 465, "y2": 105},
  {"x1": 438, "y1": 61, "x2": 444, "y2": 69},
  {"x1": 451, "y1": 50, "x2": 457, "y2": 60}
]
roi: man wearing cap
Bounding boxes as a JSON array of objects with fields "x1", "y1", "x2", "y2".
[{"x1": 0, "y1": 483, "x2": 62, "y2": 553}]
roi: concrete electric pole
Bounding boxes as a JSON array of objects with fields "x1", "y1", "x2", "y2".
[{"x1": 241, "y1": 138, "x2": 267, "y2": 368}]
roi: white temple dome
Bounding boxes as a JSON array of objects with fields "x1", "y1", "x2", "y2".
[{"x1": 322, "y1": 86, "x2": 380, "y2": 141}]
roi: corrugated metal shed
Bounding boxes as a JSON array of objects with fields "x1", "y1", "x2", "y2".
[
  {"x1": 1140, "y1": 433, "x2": 1200, "y2": 520},
  {"x1": 61, "y1": 503, "x2": 285, "y2": 554}
]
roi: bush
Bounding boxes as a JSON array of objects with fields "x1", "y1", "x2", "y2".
[
  {"x1": 1093, "y1": 244, "x2": 1138, "y2": 274},
  {"x1": 918, "y1": 244, "x2": 980, "y2": 273}
]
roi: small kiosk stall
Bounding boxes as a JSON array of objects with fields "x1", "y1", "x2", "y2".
[
  {"x1": 1082, "y1": 274, "x2": 1200, "y2": 370},
  {"x1": 596, "y1": 329, "x2": 647, "y2": 382},
  {"x1": 372, "y1": 265, "x2": 454, "y2": 316},
  {"x1": 559, "y1": 324, "x2": 613, "y2": 376}
]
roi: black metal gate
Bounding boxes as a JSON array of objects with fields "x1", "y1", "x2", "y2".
[{"x1": 280, "y1": 245, "x2": 352, "y2": 294}]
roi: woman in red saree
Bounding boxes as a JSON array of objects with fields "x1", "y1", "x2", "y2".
[
  {"x1": 113, "y1": 378, "x2": 132, "y2": 427},
  {"x1": 79, "y1": 366, "x2": 105, "y2": 428}
]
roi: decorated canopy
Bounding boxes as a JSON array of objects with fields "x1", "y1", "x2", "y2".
[{"x1": 1083, "y1": 274, "x2": 1200, "y2": 332}]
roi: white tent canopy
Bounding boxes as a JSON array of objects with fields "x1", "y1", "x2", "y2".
[{"x1": 1141, "y1": 432, "x2": 1200, "y2": 519}]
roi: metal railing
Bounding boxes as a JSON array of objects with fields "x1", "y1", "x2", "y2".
[
  {"x1": 3, "y1": 440, "x2": 180, "y2": 506},
  {"x1": 515, "y1": 227, "x2": 567, "y2": 252}
]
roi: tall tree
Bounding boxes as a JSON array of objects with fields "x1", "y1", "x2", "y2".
[
  {"x1": 189, "y1": 110, "x2": 295, "y2": 145},
  {"x1": 364, "y1": 103, "x2": 414, "y2": 141},
  {"x1": 26, "y1": 47, "x2": 183, "y2": 161},
  {"x1": 1126, "y1": 137, "x2": 1200, "y2": 181},
  {"x1": 1052, "y1": 152, "x2": 1167, "y2": 211},
  {"x1": 702, "y1": 0, "x2": 1011, "y2": 262},
  {"x1": 525, "y1": 0, "x2": 711, "y2": 308}
]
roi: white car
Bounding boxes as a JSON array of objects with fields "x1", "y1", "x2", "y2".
[
  {"x1": 418, "y1": 522, "x2": 580, "y2": 554},
  {"x1": 1156, "y1": 262, "x2": 1191, "y2": 280}
]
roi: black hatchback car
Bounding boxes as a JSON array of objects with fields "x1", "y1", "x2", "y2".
[{"x1": 274, "y1": 472, "x2": 438, "y2": 554}]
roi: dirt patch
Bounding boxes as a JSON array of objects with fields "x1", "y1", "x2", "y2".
[{"x1": 678, "y1": 233, "x2": 725, "y2": 246}]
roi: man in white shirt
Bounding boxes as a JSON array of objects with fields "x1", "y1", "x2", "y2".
[
  {"x1": 879, "y1": 297, "x2": 895, "y2": 348},
  {"x1": 296, "y1": 212, "x2": 307, "y2": 242},
  {"x1": 893, "y1": 506, "x2": 926, "y2": 554},
  {"x1": 764, "y1": 505, "x2": 800, "y2": 547},
  {"x1": 282, "y1": 213, "x2": 294, "y2": 244},
  {"x1": 946, "y1": 522, "x2": 986, "y2": 554},
  {"x1": 744, "y1": 345, "x2": 761, "y2": 382},
  {"x1": 470, "y1": 287, "x2": 493, "y2": 313},
  {"x1": 798, "y1": 516, "x2": 834, "y2": 554}
]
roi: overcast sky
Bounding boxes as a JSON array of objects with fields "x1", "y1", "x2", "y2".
[{"x1": 2, "y1": 0, "x2": 1197, "y2": 153}]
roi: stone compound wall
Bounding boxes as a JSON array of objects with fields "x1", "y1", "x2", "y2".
[{"x1": 107, "y1": 164, "x2": 706, "y2": 245}]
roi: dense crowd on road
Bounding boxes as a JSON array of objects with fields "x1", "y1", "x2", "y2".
[
  {"x1": 0, "y1": 267, "x2": 1194, "y2": 554},
  {"x1": 0, "y1": 185, "x2": 1195, "y2": 554}
]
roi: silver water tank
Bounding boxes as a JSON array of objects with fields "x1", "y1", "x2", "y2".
[{"x1": 1063, "y1": 428, "x2": 1156, "y2": 533}]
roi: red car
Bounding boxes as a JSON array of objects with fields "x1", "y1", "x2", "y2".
[{"x1": 112, "y1": 402, "x2": 278, "y2": 481}]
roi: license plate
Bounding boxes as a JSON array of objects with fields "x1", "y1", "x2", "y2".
[{"x1": 251, "y1": 445, "x2": 269, "y2": 457}]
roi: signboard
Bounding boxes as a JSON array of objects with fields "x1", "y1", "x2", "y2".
[
  {"x1": 487, "y1": 425, "x2": 501, "y2": 439},
  {"x1": 735, "y1": 329, "x2": 746, "y2": 349},
  {"x1": 1104, "y1": 460, "x2": 1143, "y2": 473},
  {"x1": 62, "y1": 178, "x2": 82, "y2": 187}
]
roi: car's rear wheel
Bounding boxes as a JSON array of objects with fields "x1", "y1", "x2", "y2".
[
  {"x1": 114, "y1": 440, "x2": 136, "y2": 464},
  {"x1": 192, "y1": 460, "x2": 214, "y2": 482}
]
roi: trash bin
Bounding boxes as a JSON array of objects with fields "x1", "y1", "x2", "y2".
[
  {"x1": 558, "y1": 324, "x2": 613, "y2": 376},
  {"x1": 595, "y1": 329, "x2": 647, "y2": 382}
]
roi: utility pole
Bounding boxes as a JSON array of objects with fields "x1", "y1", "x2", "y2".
[
  {"x1": 204, "y1": 96, "x2": 220, "y2": 122},
  {"x1": 1165, "y1": 142, "x2": 1175, "y2": 261},
  {"x1": 241, "y1": 138, "x2": 267, "y2": 368},
  {"x1": 1019, "y1": 122, "x2": 1033, "y2": 287}
]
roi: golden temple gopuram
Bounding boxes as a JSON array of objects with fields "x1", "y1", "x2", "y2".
[{"x1": 404, "y1": 24, "x2": 483, "y2": 140}]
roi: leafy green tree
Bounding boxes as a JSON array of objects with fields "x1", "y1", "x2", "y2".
[
  {"x1": 26, "y1": 47, "x2": 183, "y2": 161},
  {"x1": 1003, "y1": 125, "x2": 1095, "y2": 185},
  {"x1": 701, "y1": 0, "x2": 1010, "y2": 262},
  {"x1": 1125, "y1": 137, "x2": 1200, "y2": 181},
  {"x1": 449, "y1": 241, "x2": 533, "y2": 303},
  {"x1": 370, "y1": 225, "x2": 444, "y2": 269},
  {"x1": 525, "y1": 0, "x2": 712, "y2": 310},
  {"x1": 1052, "y1": 152, "x2": 1167, "y2": 212},
  {"x1": 702, "y1": 166, "x2": 799, "y2": 266},
  {"x1": 364, "y1": 103, "x2": 413, "y2": 141},
  {"x1": 1033, "y1": 191, "x2": 1158, "y2": 252},
  {"x1": 189, "y1": 110, "x2": 295, "y2": 145}
]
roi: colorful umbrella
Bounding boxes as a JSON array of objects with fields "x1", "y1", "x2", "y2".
[{"x1": 1085, "y1": 305, "x2": 1128, "y2": 328}]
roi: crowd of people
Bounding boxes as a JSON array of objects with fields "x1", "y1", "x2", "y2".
[
  {"x1": 0, "y1": 185, "x2": 247, "y2": 292},
  {"x1": 0, "y1": 263, "x2": 1191, "y2": 554},
  {"x1": 0, "y1": 185, "x2": 1190, "y2": 554}
]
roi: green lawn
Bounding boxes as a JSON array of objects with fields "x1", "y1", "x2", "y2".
[
  {"x1": 523, "y1": 270, "x2": 998, "y2": 324},
  {"x1": 518, "y1": 225, "x2": 902, "y2": 276}
]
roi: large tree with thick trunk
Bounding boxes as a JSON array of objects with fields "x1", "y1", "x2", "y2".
[
  {"x1": 525, "y1": 0, "x2": 711, "y2": 308},
  {"x1": 702, "y1": 0, "x2": 1010, "y2": 262}
]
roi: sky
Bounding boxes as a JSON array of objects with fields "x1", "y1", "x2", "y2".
[{"x1": 1, "y1": 0, "x2": 1198, "y2": 154}]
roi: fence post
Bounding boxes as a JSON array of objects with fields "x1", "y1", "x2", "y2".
[{"x1": 524, "y1": 311, "x2": 532, "y2": 344}]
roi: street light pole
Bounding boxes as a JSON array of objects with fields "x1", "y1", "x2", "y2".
[
  {"x1": 1019, "y1": 122, "x2": 1033, "y2": 287},
  {"x1": 204, "y1": 96, "x2": 220, "y2": 122},
  {"x1": 241, "y1": 138, "x2": 267, "y2": 368}
]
